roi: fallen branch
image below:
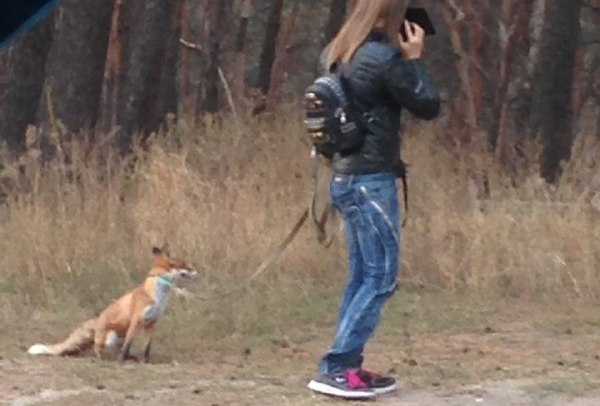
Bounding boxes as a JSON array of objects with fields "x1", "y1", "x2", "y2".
[
  {"x1": 218, "y1": 67, "x2": 238, "y2": 118},
  {"x1": 179, "y1": 38, "x2": 202, "y2": 52},
  {"x1": 179, "y1": 38, "x2": 238, "y2": 118}
]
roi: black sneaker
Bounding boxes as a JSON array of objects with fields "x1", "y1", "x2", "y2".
[
  {"x1": 356, "y1": 368, "x2": 397, "y2": 395},
  {"x1": 308, "y1": 370, "x2": 376, "y2": 399}
]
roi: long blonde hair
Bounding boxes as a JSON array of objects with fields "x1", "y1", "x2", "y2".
[{"x1": 327, "y1": 0, "x2": 407, "y2": 69}]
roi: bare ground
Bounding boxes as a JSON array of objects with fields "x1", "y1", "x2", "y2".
[{"x1": 1, "y1": 298, "x2": 600, "y2": 405}]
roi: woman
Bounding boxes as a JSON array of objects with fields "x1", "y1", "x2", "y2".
[{"x1": 308, "y1": 0, "x2": 440, "y2": 399}]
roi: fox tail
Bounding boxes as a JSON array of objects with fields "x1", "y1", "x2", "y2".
[{"x1": 27, "y1": 318, "x2": 96, "y2": 356}]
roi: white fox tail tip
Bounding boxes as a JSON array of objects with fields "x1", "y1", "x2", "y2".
[{"x1": 27, "y1": 344, "x2": 49, "y2": 355}]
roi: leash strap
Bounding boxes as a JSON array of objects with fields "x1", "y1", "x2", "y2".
[
  {"x1": 184, "y1": 151, "x2": 414, "y2": 302},
  {"x1": 183, "y1": 151, "x2": 328, "y2": 302},
  {"x1": 181, "y1": 209, "x2": 308, "y2": 302},
  {"x1": 248, "y1": 208, "x2": 309, "y2": 281},
  {"x1": 401, "y1": 170, "x2": 408, "y2": 228},
  {"x1": 309, "y1": 147, "x2": 335, "y2": 246}
]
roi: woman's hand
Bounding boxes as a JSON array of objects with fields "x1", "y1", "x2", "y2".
[{"x1": 399, "y1": 21, "x2": 425, "y2": 60}]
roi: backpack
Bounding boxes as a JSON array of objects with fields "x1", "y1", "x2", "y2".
[
  {"x1": 303, "y1": 71, "x2": 367, "y2": 158},
  {"x1": 303, "y1": 67, "x2": 410, "y2": 229}
]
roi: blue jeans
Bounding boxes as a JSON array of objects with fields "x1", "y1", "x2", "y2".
[{"x1": 319, "y1": 172, "x2": 400, "y2": 374}]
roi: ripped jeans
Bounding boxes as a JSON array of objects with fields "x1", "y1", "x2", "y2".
[{"x1": 319, "y1": 172, "x2": 400, "y2": 374}]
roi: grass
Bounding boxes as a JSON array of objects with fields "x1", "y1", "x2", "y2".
[{"x1": 0, "y1": 106, "x2": 599, "y2": 352}]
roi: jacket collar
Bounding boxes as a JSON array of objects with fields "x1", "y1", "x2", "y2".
[{"x1": 366, "y1": 29, "x2": 388, "y2": 43}]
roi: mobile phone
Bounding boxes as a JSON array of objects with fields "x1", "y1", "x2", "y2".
[{"x1": 401, "y1": 8, "x2": 436, "y2": 41}]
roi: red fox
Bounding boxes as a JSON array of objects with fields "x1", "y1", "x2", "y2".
[{"x1": 27, "y1": 247, "x2": 197, "y2": 362}]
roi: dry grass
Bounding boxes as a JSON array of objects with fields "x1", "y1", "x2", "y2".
[
  {"x1": 0, "y1": 107, "x2": 599, "y2": 340},
  {"x1": 402, "y1": 120, "x2": 600, "y2": 301}
]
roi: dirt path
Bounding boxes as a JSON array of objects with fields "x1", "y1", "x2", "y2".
[
  {"x1": 2, "y1": 360, "x2": 600, "y2": 406},
  {"x1": 2, "y1": 299, "x2": 599, "y2": 405},
  {"x1": 2, "y1": 329, "x2": 599, "y2": 406}
]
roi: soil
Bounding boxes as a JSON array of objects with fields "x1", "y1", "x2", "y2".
[
  {"x1": 2, "y1": 294, "x2": 600, "y2": 405},
  {"x1": 2, "y1": 317, "x2": 600, "y2": 406}
]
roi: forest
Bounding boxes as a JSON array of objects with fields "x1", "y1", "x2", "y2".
[
  {"x1": 0, "y1": 0, "x2": 599, "y2": 303},
  {"x1": 0, "y1": 0, "x2": 598, "y2": 183}
]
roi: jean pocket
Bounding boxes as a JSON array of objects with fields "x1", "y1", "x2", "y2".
[{"x1": 330, "y1": 182, "x2": 353, "y2": 208}]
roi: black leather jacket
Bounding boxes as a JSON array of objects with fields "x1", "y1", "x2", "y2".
[{"x1": 322, "y1": 31, "x2": 440, "y2": 175}]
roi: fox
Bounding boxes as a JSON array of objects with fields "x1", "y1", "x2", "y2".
[{"x1": 27, "y1": 247, "x2": 197, "y2": 362}]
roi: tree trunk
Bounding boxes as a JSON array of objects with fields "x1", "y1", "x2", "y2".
[
  {"x1": 466, "y1": 1, "x2": 484, "y2": 121},
  {"x1": 493, "y1": 0, "x2": 533, "y2": 166},
  {"x1": 529, "y1": 0, "x2": 583, "y2": 182},
  {"x1": 116, "y1": 0, "x2": 181, "y2": 153},
  {"x1": 99, "y1": 0, "x2": 125, "y2": 131},
  {"x1": 323, "y1": 0, "x2": 348, "y2": 48},
  {"x1": 203, "y1": 1, "x2": 228, "y2": 114},
  {"x1": 265, "y1": 0, "x2": 300, "y2": 112},
  {"x1": 192, "y1": 0, "x2": 210, "y2": 121},
  {"x1": 38, "y1": 0, "x2": 114, "y2": 135},
  {"x1": 233, "y1": 0, "x2": 252, "y2": 103},
  {"x1": 0, "y1": 16, "x2": 54, "y2": 154},
  {"x1": 256, "y1": 0, "x2": 284, "y2": 94},
  {"x1": 180, "y1": 0, "x2": 193, "y2": 122},
  {"x1": 440, "y1": 3, "x2": 479, "y2": 145},
  {"x1": 154, "y1": 0, "x2": 183, "y2": 123}
]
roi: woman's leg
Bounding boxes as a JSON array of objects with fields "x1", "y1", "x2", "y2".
[
  {"x1": 320, "y1": 177, "x2": 400, "y2": 374},
  {"x1": 319, "y1": 204, "x2": 365, "y2": 374},
  {"x1": 337, "y1": 206, "x2": 364, "y2": 328}
]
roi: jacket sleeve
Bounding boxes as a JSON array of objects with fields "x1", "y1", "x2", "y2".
[{"x1": 384, "y1": 56, "x2": 441, "y2": 120}]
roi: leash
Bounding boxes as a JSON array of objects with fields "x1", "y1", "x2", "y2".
[
  {"x1": 398, "y1": 162, "x2": 409, "y2": 228},
  {"x1": 309, "y1": 147, "x2": 336, "y2": 247},
  {"x1": 180, "y1": 149, "x2": 338, "y2": 302},
  {"x1": 179, "y1": 209, "x2": 309, "y2": 302},
  {"x1": 182, "y1": 153, "x2": 409, "y2": 303}
]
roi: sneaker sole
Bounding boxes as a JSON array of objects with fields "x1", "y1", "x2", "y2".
[
  {"x1": 373, "y1": 383, "x2": 397, "y2": 395},
  {"x1": 308, "y1": 380, "x2": 376, "y2": 399}
]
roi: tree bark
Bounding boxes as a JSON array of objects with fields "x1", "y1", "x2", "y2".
[
  {"x1": 323, "y1": 0, "x2": 348, "y2": 47},
  {"x1": 203, "y1": 1, "x2": 228, "y2": 113},
  {"x1": 38, "y1": 0, "x2": 114, "y2": 135},
  {"x1": 493, "y1": 0, "x2": 533, "y2": 166},
  {"x1": 180, "y1": 0, "x2": 193, "y2": 122},
  {"x1": 256, "y1": 0, "x2": 284, "y2": 94},
  {"x1": 529, "y1": 0, "x2": 583, "y2": 182},
  {"x1": 98, "y1": 0, "x2": 125, "y2": 131},
  {"x1": 265, "y1": 0, "x2": 300, "y2": 112},
  {"x1": 193, "y1": 0, "x2": 210, "y2": 121},
  {"x1": 233, "y1": 0, "x2": 252, "y2": 103},
  {"x1": 116, "y1": 0, "x2": 181, "y2": 153},
  {"x1": 466, "y1": 1, "x2": 484, "y2": 121},
  {"x1": 440, "y1": 3, "x2": 479, "y2": 145},
  {"x1": 0, "y1": 16, "x2": 54, "y2": 154},
  {"x1": 154, "y1": 0, "x2": 183, "y2": 123}
]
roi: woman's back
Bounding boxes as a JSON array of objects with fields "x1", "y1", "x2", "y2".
[{"x1": 330, "y1": 30, "x2": 440, "y2": 175}]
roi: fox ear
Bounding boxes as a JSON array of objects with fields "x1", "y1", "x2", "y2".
[{"x1": 152, "y1": 247, "x2": 163, "y2": 256}]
